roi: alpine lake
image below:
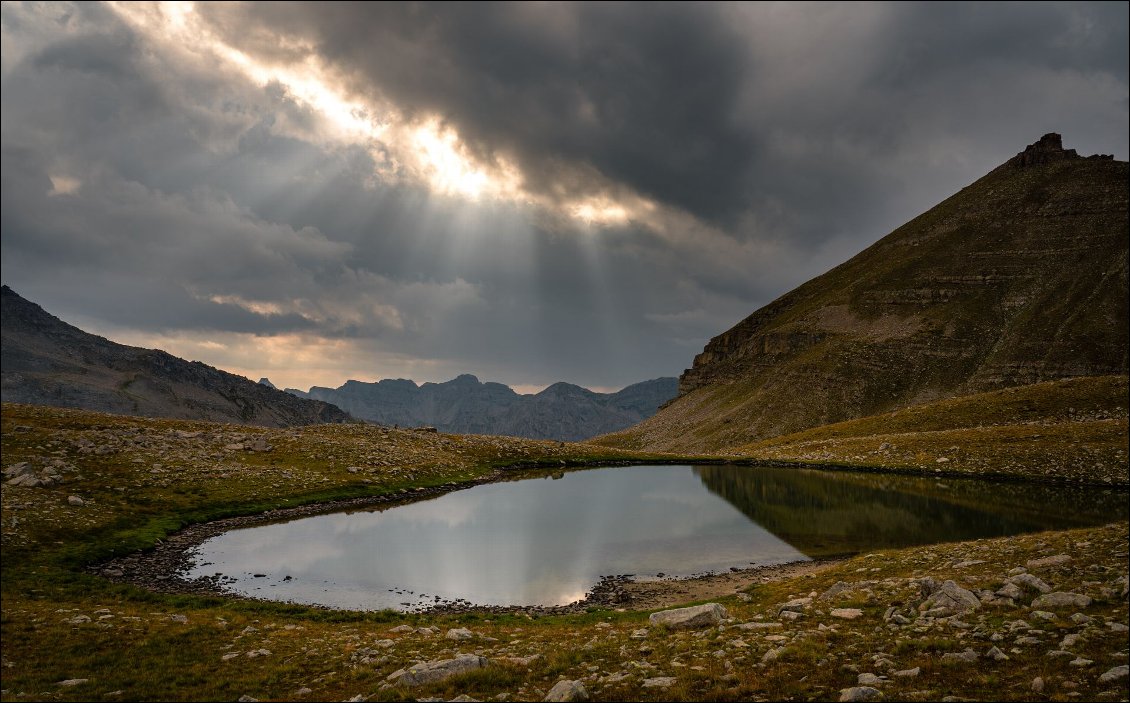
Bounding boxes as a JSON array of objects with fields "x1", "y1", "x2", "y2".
[{"x1": 181, "y1": 464, "x2": 1128, "y2": 611}]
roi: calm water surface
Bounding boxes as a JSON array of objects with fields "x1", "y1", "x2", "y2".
[{"x1": 183, "y1": 465, "x2": 1127, "y2": 610}]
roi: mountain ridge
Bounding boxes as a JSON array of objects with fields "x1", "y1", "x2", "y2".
[
  {"x1": 287, "y1": 374, "x2": 677, "y2": 441},
  {"x1": 596, "y1": 134, "x2": 1129, "y2": 453},
  {"x1": 1, "y1": 286, "x2": 352, "y2": 427}
]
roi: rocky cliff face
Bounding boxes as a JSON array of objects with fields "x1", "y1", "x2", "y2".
[
  {"x1": 598, "y1": 135, "x2": 1129, "y2": 452},
  {"x1": 1, "y1": 286, "x2": 351, "y2": 427},
  {"x1": 288, "y1": 374, "x2": 677, "y2": 442}
]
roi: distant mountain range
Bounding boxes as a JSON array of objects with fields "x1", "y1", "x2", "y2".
[
  {"x1": 598, "y1": 133, "x2": 1128, "y2": 453},
  {"x1": 284, "y1": 374, "x2": 678, "y2": 441},
  {"x1": 0, "y1": 286, "x2": 351, "y2": 427}
]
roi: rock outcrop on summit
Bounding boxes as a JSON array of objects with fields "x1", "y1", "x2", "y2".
[
  {"x1": 0, "y1": 286, "x2": 351, "y2": 427},
  {"x1": 597, "y1": 135, "x2": 1128, "y2": 453}
]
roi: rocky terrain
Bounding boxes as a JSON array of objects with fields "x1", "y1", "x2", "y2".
[
  {"x1": 1, "y1": 404, "x2": 1127, "y2": 702},
  {"x1": 0, "y1": 286, "x2": 351, "y2": 427},
  {"x1": 287, "y1": 374, "x2": 677, "y2": 441},
  {"x1": 598, "y1": 135, "x2": 1128, "y2": 454}
]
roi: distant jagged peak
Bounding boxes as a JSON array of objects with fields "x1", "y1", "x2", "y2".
[
  {"x1": 1006, "y1": 132, "x2": 1113, "y2": 169},
  {"x1": 258, "y1": 377, "x2": 277, "y2": 389}
]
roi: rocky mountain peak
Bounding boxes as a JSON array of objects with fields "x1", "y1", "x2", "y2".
[
  {"x1": 1005, "y1": 132, "x2": 1112, "y2": 169},
  {"x1": 258, "y1": 378, "x2": 277, "y2": 389}
]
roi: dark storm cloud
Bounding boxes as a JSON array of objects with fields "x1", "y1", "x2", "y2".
[
  {"x1": 1, "y1": 1, "x2": 1127, "y2": 390},
  {"x1": 194, "y1": 1, "x2": 1129, "y2": 235}
]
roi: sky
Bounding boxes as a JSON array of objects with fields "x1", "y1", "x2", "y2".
[{"x1": 1, "y1": 2, "x2": 1127, "y2": 394}]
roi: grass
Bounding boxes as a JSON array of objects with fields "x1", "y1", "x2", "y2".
[{"x1": 2, "y1": 402, "x2": 1128, "y2": 701}]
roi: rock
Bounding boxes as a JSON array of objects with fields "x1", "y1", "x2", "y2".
[
  {"x1": 778, "y1": 597, "x2": 813, "y2": 613},
  {"x1": 780, "y1": 610, "x2": 802, "y2": 621},
  {"x1": 995, "y1": 583, "x2": 1023, "y2": 600},
  {"x1": 649, "y1": 603, "x2": 727, "y2": 630},
  {"x1": 1031, "y1": 592, "x2": 1092, "y2": 609},
  {"x1": 1009, "y1": 573, "x2": 1052, "y2": 593},
  {"x1": 1032, "y1": 610, "x2": 1057, "y2": 621},
  {"x1": 736, "y1": 622, "x2": 783, "y2": 631},
  {"x1": 388, "y1": 624, "x2": 415, "y2": 633},
  {"x1": 1031, "y1": 677, "x2": 1044, "y2": 693},
  {"x1": 543, "y1": 679, "x2": 589, "y2": 702},
  {"x1": 387, "y1": 654, "x2": 489, "y2": 686},
  {"x1": 1027, "y1": 554, "x2": 1072, "y2": 569},
  {"x1": 57, "y1": 679, "x2": 88, "y2": 687},
  {"x1": 762, "y1": 647, "x2": 783, "y2": 663},
  {"x1": 1070, "y1": 613, "x2": 1092, "y2": 625},
  {"x1": 831, "y1": 608, "x2": 863, "y2": 620},
  {"x1": 629, "y1": 628, "x2": 649, "y2": 639},
  {"x1": 985, "y1": 646, "x2": 1008, "y2": 661},
  {"x1": 1070, "y1": 657, "x2": 1094, "y2": 667},
  {"x1": 838, "y1": 686, "x2": 883, "y2": 702},
  {"x1": 1099, "y1": 665, "x2": 1128, "y2": 683},
  {"x1": 820, "y1": 581, "x2": 853, "y2": 601},
  {"x1": 446, "y1": 628, "x2": 474, "y2": 640},
  {"x1": 237, "y1": 697, "x2": 258, "y2": 703},
  {"x1": 893, "y1": 667, "x2": 920, "y2": 678},
  {"x1": 857, "y1": 672, "x2": 883, "y2": 685},
  {"x1": 941, "y1": 649, "x2": 979, "y2": 664},
  {"x1": 1108, "y1": 621, "x2": 1129, "y2": 632},
  {"x1": 919, "y1": 580, "x2": 981, "y2": 617},
  {"x1": 641, "y1": 677, "x2": 677, "y2": 688}
]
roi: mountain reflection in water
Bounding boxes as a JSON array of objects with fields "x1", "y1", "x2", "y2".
[{"x1": 693, "y1": 465, "x2": 1127, "y2": 557}]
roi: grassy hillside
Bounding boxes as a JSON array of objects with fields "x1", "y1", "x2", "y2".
[{"x1": 598, "y1": 143, "x2": 1128, "y2": 454}]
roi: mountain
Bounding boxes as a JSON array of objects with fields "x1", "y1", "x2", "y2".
[
  {"x1": 595, "y1": 134, "x2": 1128, "y2": 453},
  {"x1": 0, "y1": 286, "x2": 351, "y2": 427},
  {"x1": 287, "y1": 374, "x2": 678, "y2": 441}
]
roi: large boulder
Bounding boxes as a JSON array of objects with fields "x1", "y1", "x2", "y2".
[
  {"x1": 918, "y1": 579, "x2": 981, "y2": 617},
  {"x1": 386, "y1": 654, "x2": 488, "y2": 686},
  {"x1": 544, "y1": 680, "x2": 589, "y2": 701},
  {"x1": 649, "y1": 603, "x2": 727, "y2": 630}
]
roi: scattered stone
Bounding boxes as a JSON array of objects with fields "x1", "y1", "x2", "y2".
[
  {"x1": 1031, "y1": 592, "x2": 1092, "y2": 609},
  {"x1": 736, "y1": 622, "x2": 783, "y2": 631},
  {"x1": 820, "y1": 581, "x2": 853, "y2": 601},
  {"x1": 1069, "y1": 658, "x2": 1094, "y2": 667},
  {"x1": 831, "y1": 609, "x2": 863, "y2": 620},
  {"x1": 953, "y1": 560, "x2": 985, "y2": 568},
  {"x1": 995, "y1": 583, "x2": 1023, "y2": 600},
  {"x1": 893, "y1": 667, "x2": 920, "y2": 678},
  {"x1": 1031, "y1": 677, "x2": 1044, "y2": 693},
  {"x1": 857, "y1": 672, "x2": 883, "y2": 685},
  {"x1": 1027, "y1": 554, "x2": 1072, "y2": 569},
  {"x1": 56, "y1": 679, "x2": 88, "y2": 687},
  {"x1": 1009, "y1": 573, "x2": 1052, "y2": 593},
  {"x1": 778, "y1": 597, "x2": 813, "y2": 613},
  {"x1": 641, "y1": 677, "x2": 677, "y2": 689},
  {"x1": 388, "y1": 624, "x2": 414, "y2": 633},
  {"x1": 446, "y1": 628, "x2": 474, "y2": 640},
  {"x1": 1032, "y1": 610, "x2": 1057, "y2": 621},
  {"x1": 941, "y1": 649, "x2": 979, "y2": 664},
  {"x1": 67, "y1": 495, "x2": 84, "y2": 506},
  {"x1": 387, "y1": 654, "x2": 489, "y2": 686},
  {"x1": 1099, "y1": 665, "x2": 1128, "y2": 683},
  {"x1": 1108, "y1": 622, "x2": 1129, "y2": 633},
  {"x1": 985, "y1": 646, "x2": 1008, "y2": 661},
  {"x1": 838, "y1": 686, "x2": 883, "y2": 702},
  {"x1": 649, "y1": 603, "x2": 727, "y2": 630},
  {"x1": 543, "y1": 679, "x2": 588, "y2": 702},
  {"x1": 762, "y1": 647, "x2": 783, "y2": 663},
  {"x1": 629, "y1": 628, "x2": 649, "y2": 639},
  {"x1": 237, "y1": 697, "x2": 258, "y2": 703},
  {"x1": 919, "y1": 580, "x2": 981, "y2": 617}
]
